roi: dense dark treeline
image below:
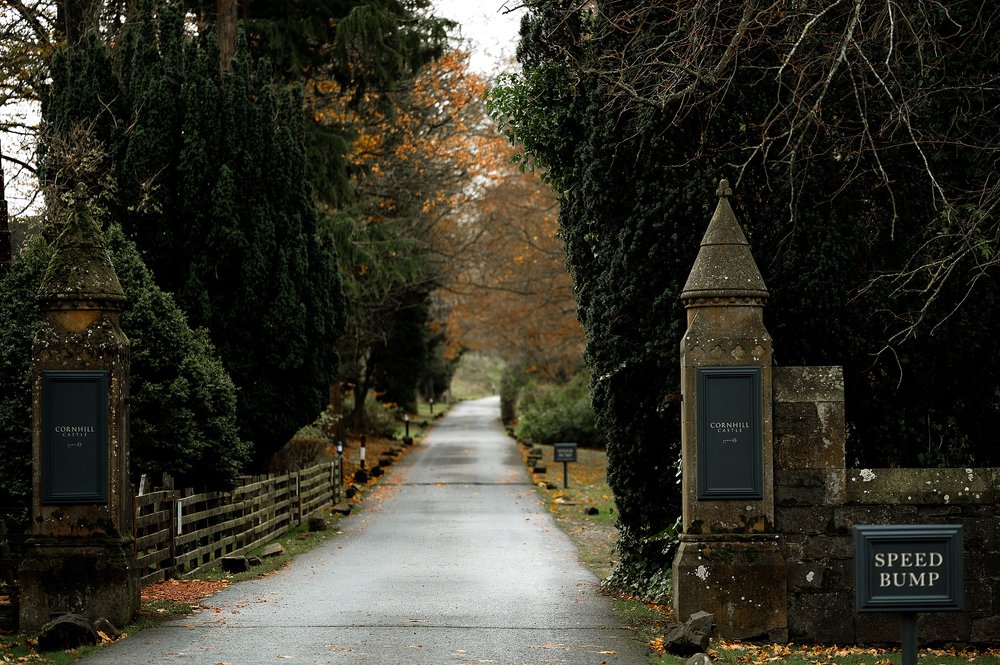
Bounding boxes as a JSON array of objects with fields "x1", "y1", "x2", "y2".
[{"x1": 492, "y1": 1, "x2": 1000, "y2": 592}]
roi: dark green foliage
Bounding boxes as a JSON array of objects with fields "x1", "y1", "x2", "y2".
[
  {"x1": 241, "y1": 0, "x2": 452, "y2": 89},
  {"x1": 370, "y1": 289, "x2": 433, "y2": 412},
  {"x1": 326, "y1": 204, "x2": 443, "y2": 429},
  {"x1": 233, "y1": 0, "x2": 453, "y2": 208},
  {"x1": 0, "y1": 238, "x2": 49, "y2": 527},
  {"x1": 495, "y1": 1, "x2": 1000, "y2": 589},
  {"x1": 38, "y1": 34, "x2": 123, "y2": 202},
  {"x1": 39, "y1": 3, "x2": 346, "y2": 467},
  {"x1": 0, "y1": 227, "x2": 248, "y2": 526},
  {"x1": 499, "y1": 358, "x2": 532, "y2": 426},
  {"x1": 418, "y1": 328, "x2": 459, "y2": 403},
  {"x1": 105, "y1": 225, "x2": 250, "y2": 489},
  {"x1": 514, "y1": 372, "x2": 606, "y2": 448}
]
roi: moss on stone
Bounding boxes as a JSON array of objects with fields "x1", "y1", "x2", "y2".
[
  {"x1": 846, "y1": 467, "x2": 994, "y2": 505},
  {"x1": 37, "y1": 200, "x2": 125, "y2": 307}
]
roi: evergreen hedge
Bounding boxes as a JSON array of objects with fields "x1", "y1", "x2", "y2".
[{"x1": 514, "y1": 372, "x2": 605, "y2": 448}]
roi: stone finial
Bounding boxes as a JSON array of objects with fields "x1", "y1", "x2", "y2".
[
  {"x1": 680, "y1": 179, "x2": 768, "y2": 305},
  {"x1": 37, "y1": 196, "x2": 126, "y2": 310}
]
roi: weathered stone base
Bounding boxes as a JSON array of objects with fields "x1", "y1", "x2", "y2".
[
  {"x1": 18, "y1": 538, "x2": 140, "y2": 634},
  {"x1": 673, "y1": 537, "x2": 788, "y2": 641}
]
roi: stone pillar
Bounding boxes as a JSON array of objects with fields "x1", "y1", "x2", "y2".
[
  {"x1": 671, "y1": 180, "x2": 787, "y2": 641},
  {"x1": 18, "y1": 200, "x2": 139, "y2": 633}
]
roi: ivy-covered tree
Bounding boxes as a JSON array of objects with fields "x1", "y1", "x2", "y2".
[{"x1": 491, "y1": 0, "x2": 1000, "y2": 594}]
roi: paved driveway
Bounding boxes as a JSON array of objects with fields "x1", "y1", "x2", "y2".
[{"x1": 79, "y1": 396, "x2": 647, "y2": 664}]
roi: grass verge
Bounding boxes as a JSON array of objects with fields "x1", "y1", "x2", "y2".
[{"x1": 526, "y1": 441, "x2": 671, "y2": 662}]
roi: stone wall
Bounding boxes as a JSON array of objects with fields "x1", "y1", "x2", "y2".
[{"x1": 773, "y1": 366, "x2": 1000, "y2": 645}]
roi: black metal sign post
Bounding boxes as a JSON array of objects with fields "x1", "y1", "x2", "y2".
[
  {"x1": 854, "y1": 525, "x2": 964, "y2": 665},
  {"x1": 403, "y1": 414, "x2": 413, "y2": 446},
  {"x1": 553, "y1": 443, "x2": 577, "y2": 488}
]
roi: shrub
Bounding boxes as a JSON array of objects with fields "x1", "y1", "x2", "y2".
[
  {"x1": 0, "y1": 237, "x2": 49, "y2": 529},
  {"x1": 269, "y1": 436, "x2": 331, "y2": 473},
  {"x1": 499, "y1": 358, "x2": 532, "y2": 425},
  {"x1": 0, "y1": 224, "x2": 249, "y2": 516},
  {"x1": 269, "y1": 409, "x2": 345, "y2": 472},
  {"x1": 514, "y1": 372, "x2": 606, "y2": 448},
  {"x1": 340, "y1": 393, "x2": 398, "y2": 438}
]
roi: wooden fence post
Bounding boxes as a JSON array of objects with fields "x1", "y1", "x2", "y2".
[{"x1": 295, "y1": 471, "x2": 302, "y2": 525}]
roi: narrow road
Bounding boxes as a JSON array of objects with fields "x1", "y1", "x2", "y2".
[{"x1": 80, "y1": 396, "x2": 648, "y2": 664}]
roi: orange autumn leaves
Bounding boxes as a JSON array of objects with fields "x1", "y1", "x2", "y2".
[
  {"x1": 306, "y1": 51, "x2": 494, "y2": 225},
  {"x1": 306, "y1": 50, "x2": 584, "y2": 377},
  {"x1": 648, "y1": 639, "x2": 1000, "y2": 664},
  {"x1": 442, "y1": 157, "x2": 584, "y2": 378}
]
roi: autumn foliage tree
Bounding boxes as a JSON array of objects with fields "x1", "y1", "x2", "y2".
[
  {"x1": 311, "y1": 50, "x2": 503, "y2": 422},
  {"x1": 315, "y1": 47, "x2": 586, "y2": 422},
  {"x1": 442, "y1": 142, "x2": 584, "y2": 381}
]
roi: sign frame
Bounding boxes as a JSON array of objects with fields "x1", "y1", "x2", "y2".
[
  {"x1": 40, "y1": 370, "x2": 110, "y2": 505},
  {"x1": 695, "y1": 366, "x2": 763, "y2": 500},
  {"x1": 553, "y1": 443, "x2": 578, "y2": 463},
  {"x1": 854, "y1": 524, "x2": 964, "y2": 613}
]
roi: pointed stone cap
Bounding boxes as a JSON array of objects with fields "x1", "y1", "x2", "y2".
[
  {"x1": 680, "y1": 179, "x2": 768, "y2": 305},
  {"x1": 37, "y1": 196, "x2": 126, "y2": 310}
]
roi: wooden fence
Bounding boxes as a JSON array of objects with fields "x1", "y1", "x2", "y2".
[
  {"x1": 134, "y1": 460, "x2": 342, "y2": 585},
  {"x1": 0, "y1": 459, "x2": 342, "y2": 629}
]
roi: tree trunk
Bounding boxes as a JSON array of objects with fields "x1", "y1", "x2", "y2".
[
  {"x1": 0, "y1": 138, "x2": 10, "y2": 278},
  {"x1": 350, "y1": 355, "x2": 376, "y2": 433},
  {"x1": 56, "y1": 0, "x2": 103, "y2": 45},
  {"x1": 217, "y1": 0, "x2": 238, "y2": 71},
  {"x1": 350, "y1": 384, "x2": 369, "y2": 433},
  {"x1": 329, "y1": 380, "x2": 345, "y2": 442}
]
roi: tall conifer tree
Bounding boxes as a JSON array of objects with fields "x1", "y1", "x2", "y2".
[
  {"x1": 112, "y1": 4, "x2": 346, "y2": 465},
  {"x1": 39, "y1": 2, "x2": 347, "y2": 466}
]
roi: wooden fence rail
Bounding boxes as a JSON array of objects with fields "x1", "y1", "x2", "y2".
[{"x1": 133, "y1": 459, "x2": 341, "y2": 586}]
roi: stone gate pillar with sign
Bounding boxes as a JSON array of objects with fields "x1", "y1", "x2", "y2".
[
  {"x1": 671, "y1": 181, "x2": 787, "y2": 640},
  {"x1": 18, "y1": 201, "x2": 139, "y2": 633}
]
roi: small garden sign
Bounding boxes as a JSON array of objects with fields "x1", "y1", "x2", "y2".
[
  {"x1": 553, "y1": 443, "x2": 577, "y2": 488},
  {"x1": 854, "y1": 525, "x2": 963, "y2": 665}
]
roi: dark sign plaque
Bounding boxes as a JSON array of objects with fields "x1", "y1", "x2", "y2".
[
  {"x1": 696, "y1": 366, "x2": 763, "y2": 500},
  {"x1": 553, "y1": 443, "x2": 577, "y2": 463},
  {"x1": 41, "y1": 370, "x2": 109, "y2": 504},
  {"x1": 854, "y1": 525, "x2": 964, "y2": 613}
]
